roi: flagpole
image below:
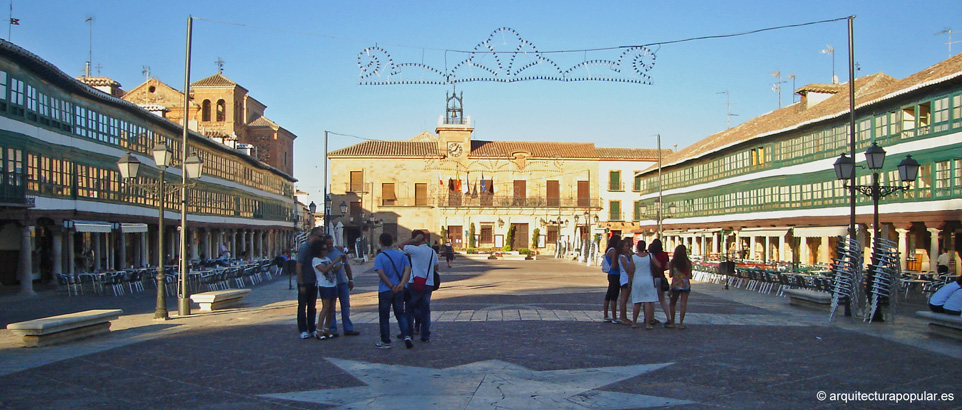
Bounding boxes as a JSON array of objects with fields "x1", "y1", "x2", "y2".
[{"x1": 8, "y1": 0, "x2": 12, "y2": 41}]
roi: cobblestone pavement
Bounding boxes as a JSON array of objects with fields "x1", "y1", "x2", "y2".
[{"x1": 0, "y1": 257, "x2": 960, "y2": 409}]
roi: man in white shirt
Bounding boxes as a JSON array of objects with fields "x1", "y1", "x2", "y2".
[
  {"x1": 937, "y1": 249, "x2": 952, "y2": 274},
  {"x1": 401, "y1": 230, "x2": 439, "y2": 342}
]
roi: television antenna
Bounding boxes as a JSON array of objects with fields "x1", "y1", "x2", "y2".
[
  {"x1": 935, "y1": 28, "x2": 961, "y2": 57},
  {"x1": 820, "y1": 45, "x2": 836, "y2": 83},
  {"x1": 84, "y1": 16, "x2": 94, "y2": 77},
  {"x1": 770, "y1": 71, "x2": 787, "y2": 109},
  {"x1": 716, "y1": 91, "x2": 738, "y2": 128}
]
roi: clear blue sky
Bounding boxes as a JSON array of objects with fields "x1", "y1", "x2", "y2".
[{"x1": 10, "y1": 0, "x2": 961, "y2": 199}]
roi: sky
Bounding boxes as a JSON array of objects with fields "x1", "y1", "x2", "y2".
[{"x1": 8, "y1": 0, "x2": 962, "y2": 201}]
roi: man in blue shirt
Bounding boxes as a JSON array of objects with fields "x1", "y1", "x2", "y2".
[
  {"x1": 295, "y1": 227, "x2": 323, "y2": 339},
  {"x1": 374, "y1": 233, "x2": 412, "y2": 349},
  {"x1": 324, "y1": 235, "x2": 359, "y2": 337}
]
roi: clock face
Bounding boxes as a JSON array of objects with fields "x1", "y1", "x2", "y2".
[{"x1": 447, "y1": 142, "x2": 463, "y2": 157}]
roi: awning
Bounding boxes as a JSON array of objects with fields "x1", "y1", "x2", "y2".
[
  {"x1": 792, "y1": 226, "x2": 849, "y2": 238},
  {"x1": 739, "y1": 227, "x2": 791, "y2": 237},
  {"x1": 121, "y1": 223, "x2": 148, "y2": 233},
  {"x1": 72, "y1": 221, "x2": 113, "y2": 233}
]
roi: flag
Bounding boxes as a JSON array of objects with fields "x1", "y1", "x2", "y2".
[
  {"x1": 462, "y1": 172, "x2": 470, "y2": 194},
  {"x1": 480, "y1": 173, "x2": 487, "y2": 193},
  {"x1": 471, "y1": 180, "x2": 478, "y2": 197},
  {"x1": 9, "y1": 18, "x2": 19, "y2": 25},
  {"x1": 489, "y1": 178, "x2": 494, "y2": 194},
  {"x1": 455, "y1": 174, "x2": 461, "y2": 192},
  {"x1": 438, "y1": 168, "x2": 443, "y2": 186}
]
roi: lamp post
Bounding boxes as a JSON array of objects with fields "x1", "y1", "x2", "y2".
[
  {"x1": 833, "y1": 142, "x2": 920, "y2": 243},
  {"x1": 308, "y1": 201, "x2": 317, "y2": 231},
  {"x1": 117, "y1": 144, "x2": 196, "y2": 320}
]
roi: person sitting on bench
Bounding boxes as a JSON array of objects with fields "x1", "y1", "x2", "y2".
[{"x1": 929, "y1": 276, "x2": 962, "y2": 314}]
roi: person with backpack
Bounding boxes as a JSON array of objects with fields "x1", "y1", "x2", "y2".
[
  {"x1": 601, "y1": 234, "x2": 622, "y2": 323},
  {"x1": 401, "y1": 230, "x2": 439, "y2": 343},
  {"x1": 374, "y1": 233, "x2": 413, "y2": 349}
]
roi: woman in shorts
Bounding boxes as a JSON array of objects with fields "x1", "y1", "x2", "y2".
[{"x1": 668, "y1": 245, "x2": 693, "y2": 329}]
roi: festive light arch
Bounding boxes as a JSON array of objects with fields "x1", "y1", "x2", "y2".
[{"x1": 357, "y1": 27, "x2": 656, "y2": 85}]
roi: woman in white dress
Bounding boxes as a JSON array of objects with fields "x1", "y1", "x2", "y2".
[
  {"x1": 616, "y1": 239, "x2": 635, "y2": 325},
  {"x1": 630, "y1": 240, "x2": 658, "y2": 329}
]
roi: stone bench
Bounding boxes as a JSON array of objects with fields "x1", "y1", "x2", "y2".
[
  {"x1": 190, "y1": 289, "x2": 252, "y2": 312},
  {"x1": 6, "y1": 309, "x2": 123, "y2": 347},
  {"x1": 916, "y1": 311, "x2": 962, "y2": 340},
  {"x1": 783, "y1": 288, "x2": 832, "y2": 310},
  {"x1": 501, "y1": 254, "x2": 529, "y2": 261}
]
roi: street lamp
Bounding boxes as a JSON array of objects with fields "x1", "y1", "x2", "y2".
[
  {"x1": 117, "y1": 144, "x2": 181, "y2": 320},
  {"x1": 833, "y1": 142, "x2": 920, "y2": 242},
  {"x1": 639, "y1": 200, "x2": 676, "y2": 240},
  {"x1": 308, "y1": 201, "x2": 317, "y2": 230}
]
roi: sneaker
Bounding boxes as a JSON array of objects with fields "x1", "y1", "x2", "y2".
[
  {"x1": 344, "y1": 330, "x2": 361, "y2": 336},
  {"x1": 375, "y1": 342, "x2": 392, "y2": 349},
  {"x1": 404, "y1": 337, "x2": 414, "y2": 349},
  {"x1": 300, "y1": 332, "x2": 311, "y2": 339},
  {"x1": 328, "y1": 333, "x2": 339, "y2": 339}
]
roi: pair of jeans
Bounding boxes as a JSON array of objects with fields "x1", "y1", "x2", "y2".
[
  {"x1": 405, "y1": 286, "x2": 432, "y2": 341},
  {"x1": 378, "y1": 290, "x2": 410, "y2": 343},
  {"x1": 329, "y1": 282, "x2": 354, "y2": 332},
  {"x1": 297, "y1": 284, "x2": 318, "y2": 333}
]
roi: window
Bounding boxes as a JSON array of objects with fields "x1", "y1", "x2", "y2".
[
  {"x1": 513, "y1": 180, "x2": 526, "y2": 206},
  {"x1": 25, "y1": 84, "x2": 36, "y2": 112},
  {"x1": 546, "y1": 180, "x2": 559, "y2": 207},
  {"x1": 381, "y1": 182, "x2": 396, "y2": 206},
  {"x1": 0, "y1": 71, "x2": 6, "y2": 101},
  {"x1": 633, "y1": 175, "x2": 642, "y2": 191},
  {"x1": 202, "y1": 100, "x2": 211, "y2": 121},
  {"x1": 577, "y1": 180, "x2": 590, "y2": 207},
  {"x1": 608, "y1": 170, "x2": 621, "y2": 191},
  {"x1": 414, "y1": 183, "x2": 427, "y2": 206},
  {"x1": 918, "y1": 102, "x2": 931, "y2": 130},
  {"x1": 546, "y1": 226, "x2": 558, "y2": 244},
  {"x1": 216, "y1": 99, "x2": 226, "y2": 122},
  {"x1": 10, "y1": 78, "x2": 23, "y2": 106},
  {"x1": 633, "y1": 200, "x2": 643, "y2": 221},
  {"x1": 609, "y1": 200, "x2": 621, "y2": 221},
  {"x1": 480, "y1": 224, "x2": 494, "y2": 244},
  {"x1": 349, "y1": 171, "x2": 364, "y2": 192}
]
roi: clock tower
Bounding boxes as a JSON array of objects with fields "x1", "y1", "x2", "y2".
[{"x1": 437, "y1": 87, "x2": 473, "y2": 163}]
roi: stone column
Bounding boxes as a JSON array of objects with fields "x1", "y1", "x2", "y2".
[
  {"x1": 93, "y1": 233, "x2": 102, "y2": 271},
  {"x1": 18, "y1": 225, "x2": 34, "y2": 296},
  {"x1": 190, "y1": 229, "x2": 199, "y2": 260},
  {"x1": 927, "y1": 227, "x2": 941, "y2": 272},
  {"x1": 250, "y1": 231, "x2": 257, "y2": 259},
  {"x1": 51, "y1": 229, "x2": 63, "y2": 279},
  {"x1": 230, "y1": 230, "x2": 237, "y2": 259},
  {"x1": 67, "y1": 230, "x2": 75, "y2": 274},
  {"x1": 778, "y1": 235, "x2": 787, "y2": 263},
  {"x1": 896, "y1": 228, "x2": 910, "y2": 271},
  {"x1": 118, "y1": 230, "x2": 127, "y2": 270},
  {"x1": 818, "y1": 236, "x2": 830, "y2": 265}
]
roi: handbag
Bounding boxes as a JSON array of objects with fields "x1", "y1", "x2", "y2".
[
  {"x1": 433, "y1": 270, "x2": 441, "y2": 291},
  {"x1": 649, "y1": 254, "x2": 669, "y2": 292},
  {"x1": 412, "y1": 251, "x2": 436, "y2": 292}
]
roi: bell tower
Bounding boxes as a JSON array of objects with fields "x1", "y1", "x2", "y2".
[{"x1": 437, "y1": 86, "x2": 473, "y2": 161}]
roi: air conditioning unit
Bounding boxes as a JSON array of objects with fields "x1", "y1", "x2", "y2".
[{"x1": 237, "y1": 143, "x2": 253, "y2": 156}]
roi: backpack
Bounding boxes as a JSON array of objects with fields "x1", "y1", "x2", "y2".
[{"x1": 601, "y1": 254, "x2": 612, "y2": 273}]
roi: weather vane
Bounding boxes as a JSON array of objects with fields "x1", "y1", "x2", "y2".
[{"x1": 357, "y1": 27, "x2": 656, "y2": 85}]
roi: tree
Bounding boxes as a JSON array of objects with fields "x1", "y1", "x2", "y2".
[
  {"x1": 531, "y1": 228, "x2": 540, "y2": 248},
  {"x1": 503, "y1": 224, "x2": 516, "y2": 251},
  {"x1": 468, "y1": 223, "x2": 476, "y2": 249}
]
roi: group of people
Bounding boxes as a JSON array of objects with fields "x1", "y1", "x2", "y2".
[
  {"x1": 928, "y1": 275, "x2": 962, "y2": 316},
  {"x1": 294, "y1": 227, "x2": 439, "y2": 349},
  {"x1": 295, "y1": 228, "x2": 360, "y2": 341},
  {"x1": 602, "y1": 235, "x2": 692, "y2": 330}
]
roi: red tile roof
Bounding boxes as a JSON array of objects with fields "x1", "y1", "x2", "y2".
[
  {"x1": 470, "y1": 140, "x2": 597, "y2": 159},
  {"x1": 328, "y1": 141, "x2": 440, "y2": 157},
  {"x1": 653, "y1": 53, "x2": 962, "y2": 173}
]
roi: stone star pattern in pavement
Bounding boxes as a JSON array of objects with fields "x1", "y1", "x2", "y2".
[{"x1": 262, "y1": 358, "x2": 694, "y2": 409}]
